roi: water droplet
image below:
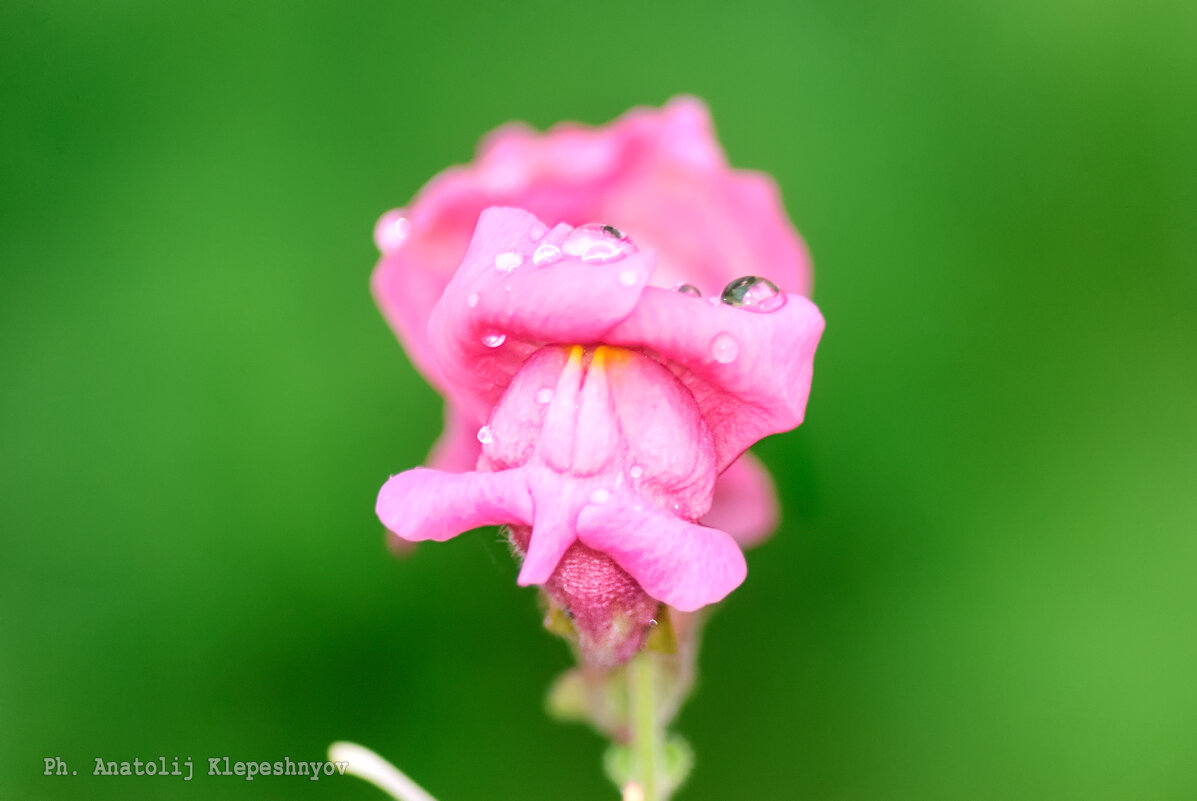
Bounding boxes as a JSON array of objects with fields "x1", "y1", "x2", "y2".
[
  {"x1": 532, "y1": 243, "x2": 562, "y2": 267},
  {"x1": 466, "y1": 292, "x2": 480, "y2": 308},
  {"x1": 561, "y1": 223, "x2": 637, "y2": 264},
  {"x1": 482, "y1": 332, "x2": 506, "y2": 348},
  {"x1": 675, "y1": 283, "x2": 702, "y2": 297},
  {"x1": 648, "y1": 618, "x2": 658, "y2": 628},
  {"x1": 711, "y1": 332, "x2": 739, "y2": 364},
  {"x1": 476, "y1": 426, "x2": 494, "y2": 445},
  {"x1": 535, "y1": 387, "x2": 554, "y2": 404},
  {"x1": 586, "y1": 242, "x2": 622, "y2": 262},
  {"x1": 589, "y1": 488, "x2": 611, "y2": 504},
  {"x1": 629, "y1": 465, "x2": 644, "y2": 479},
  {"x1": 529, "y1": 221, "x2": 548, "y2": 240},
  {"x1": 619, "y1": 269, "x2": 638, "y2": 287},
  {"x1": 374, "y1": 210, "x2": 411, "y2": 253},
  {"x1": 494, "y1": 250, "x2": 523, "y2": 272},
  {"x1": 720, "y1": 276, "x2": 786, "y2": 312}
]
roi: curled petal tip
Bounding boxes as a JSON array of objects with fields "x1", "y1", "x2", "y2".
[{"x1": 376, "y1": 468, "x2": 532, "y2": 543}]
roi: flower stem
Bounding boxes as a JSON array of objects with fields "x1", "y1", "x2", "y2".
[
  {"x1": 328, "y1": 741, "x2": 439, "y2": 801},
  {"x1": 629, "y1": 654, "x2": 662, "y2": 801}
]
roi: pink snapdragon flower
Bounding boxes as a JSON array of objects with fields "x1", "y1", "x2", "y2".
[
  {"x1": 377, "y1": 208, "x2": 824, "y2": 663},
  {"x1": 372, "y1": 97, "x2": 812, "y2": 547}
]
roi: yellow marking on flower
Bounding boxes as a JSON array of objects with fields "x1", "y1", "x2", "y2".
[
  {"x1": 592, "y1": 345, "x2": 609, "y2": 371},
  {"x1": 593, "y1": 344, "x2": 633, "y2": 368}
]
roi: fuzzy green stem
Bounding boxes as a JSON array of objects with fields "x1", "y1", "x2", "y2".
[{"x1": 630, "y1": 654, "x2": 662, "y2": 801}]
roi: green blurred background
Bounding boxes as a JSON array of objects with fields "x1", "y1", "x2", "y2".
[{"x1": 2, "y1": 0, "x2": 1194, "y2": 799}]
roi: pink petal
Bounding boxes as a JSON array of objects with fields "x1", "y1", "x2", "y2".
[
  {"x1": 604, "y1": 344, "x2": 718, "y2": 520},
  {"x1": 572, "y1": 346, "x2": 621, "y2": 477},
  {"x1": 482, "y1": 346, "x2": 568, "y2": 471},
  {"x1": 518, "y1": 473, "x2": 581, "y2": 587},
  {"x1": 428, "y1": 207, "x2": 653, "y2": 424},
  {"x1": 425, "y1": 405, "x2": 483, "y2": 472},
  {"x1": 431, "y1": 209, "x2": 824, "y2": 474},
  {"x1": 576, "y1": 493, "x2": 747, "y2": 612},
  {"x1": 600, "y1": 163, "x2": 811, "y2": 297},
  {"x1": 371, "y1": 95, "x2": 813, "y2": 425},
  {"x1": 702, "y1": 452, "x2": 780, "y2": 548},
  {"x1": 603, "y1": 285, "x2": 825, "y2": 470},
  {"x1": 535, "y1": 344, "x2": 585, "y2": 473},
  {"x1": 376, "y1": 467, "x2": 532, "y2": 542}
]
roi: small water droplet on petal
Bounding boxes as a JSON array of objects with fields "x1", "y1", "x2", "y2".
[
  {"x1": 476, "y1": 426, "x2": 494, "y2": 445},
  {"x1": 720, "y1": 275, "x2": 786, "y2": 312},
  {"x1": 675, "y1": 283, "x2": 702, "y2": 297},
  {"x1": 494, "y1": 250, "x2": 524, "y2": 272},
  {"x1": 589, "y1": 488, "x2": 610, "y2": 504},
  {"x1": 466, "y1": 292, "x2": 480, "y2": 308},
  {"x1": 562, "y1": 223, "x2": 637, "y2": 264},
  {"x1": 532, "y1": 243, "x2": 562, "y2": 266},
  {"x1": 535, "y1": 387, "x2": 554, "y2": 404},
  {"x1": 482, "y1": 332, "x2": 506, "y2": 348},
  {"x1": 711, "y1": 332, "x2": 739, "y2": 364},
  {"x1": 584, "y1": 242, "x2": 624, "y2": 263},
  {"x1": 374, "y1": 210, "x2": 411, "y2": 254},
  {"x1": 629, "y1": 465, "x2": 644, "y2": 479}
]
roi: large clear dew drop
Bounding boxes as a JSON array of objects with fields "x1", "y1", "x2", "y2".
[{"x1": 720, "y1": 276, "x2": 786, "y2": 312}]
